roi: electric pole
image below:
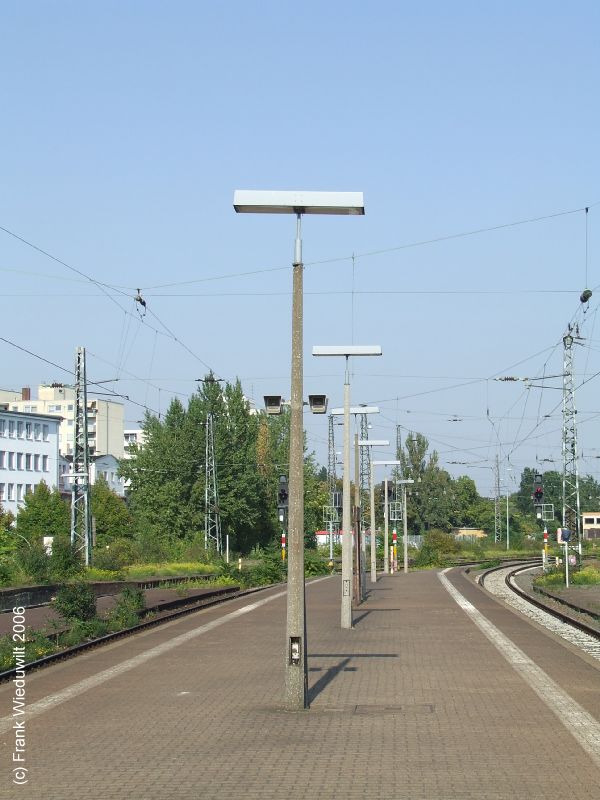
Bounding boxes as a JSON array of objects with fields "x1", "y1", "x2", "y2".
[
  {"x1": 562, "y1": 324, "x2": 583, "y2": 549},
  {"x1": 70, "y1": 346, "x2": 92, "y2": 565},
  {"x1": 494, "y1": 455, "x2": 501, "y2": 544},
  {"x1": 204, "y1": 411, "x2": 222, "y2": 553}
]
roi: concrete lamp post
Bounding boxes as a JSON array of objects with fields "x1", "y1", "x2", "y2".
[
  {"x1": 329, "y1": 405, "x2": 380, "y2": 605},
  {"x1": 235, "y1": 190, "x2": 364, "y2": 711},
  {"x1": 313, "y1": 347, "x2": 382, "y2": 630},
  {"x1": 358, "y1": 441, "x2": 390, "y2": 584},
  {"x1": 263, "y1": 394, "x2": 328, "y2": 563}
]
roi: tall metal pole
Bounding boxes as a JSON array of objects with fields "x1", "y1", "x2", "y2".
[
  {"x1": 341, "y1": 358, "x2": 353, "y2": 629},
  {"x1": 562, "y1": 326, "x2": 582, "y2": 549},
  {"x1": 285, "y1": 213, "x2": 307, "y2": 709},
  {"x1": 370, "y1": 461, "x2": 376, "y2": 583},
  {"x1": 494, "y1": 455, "x2": 501, "y2": 544},
  {"x1": 204, "y1": 412, "x2": 222, "y2": 553},
  {"x1": 71, "y1": 346, "x2": 92, "y2": 566},
  {"x1": 403, "y1": 483, "x2": 409, "y2": 574},
  {"x1": 383, "y1": 477, "x2": 389, "y2": 574},
  {"x1": 506, "y1": 491, "x2": 510, "y2": 551}
]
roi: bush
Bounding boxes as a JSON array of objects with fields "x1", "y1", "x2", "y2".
[
  {"x1": 304, "y1": 550, "x2": 330, "y2": 576},
  {"x1": 15, "y1": 542, "x2": 51, "y2": 583},
  {"x1": 93, "y1": 538, "x2": 139, "y2": 571},
  {"x1": 244, "y1": 555, "x2": 285, "y2": 586},
  {"x1": 60, "y1": 619, "x2": 110, "y2": 648},
  {"x1": 49, "y1": 537, "x2": 83, "y2": 581},
  {"x1": 52, "y1": 582, "x2": 97, "y2": 621},
  {"x1": 135, "y1": 530, "x2": 172, "y2": 563},
  {"x1": 0, "y1": 559, "x2": 17, "y2": 587},
  {"x1": 106, "y1": 587, "x2": 145, "y2": 630},
  {"x1": 414, "y1": 529, "x2": 460, "y2": 568},
  {"x1": 0, "y1": 630, "x2": 57, "y2": 670}
]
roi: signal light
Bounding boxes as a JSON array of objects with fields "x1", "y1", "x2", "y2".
[{"x1": 277, "y1": 475, "x2": 289, "y2": 510}]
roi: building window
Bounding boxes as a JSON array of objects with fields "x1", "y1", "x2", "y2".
[
  {"x1": 0, "y1": 484, "x2": 4, "y2": 501},
  {"x1": 16, "y1": 484, "x2": 23, "y2": 502},
  {"x1": 42, "y1": 455, "x2": 49, "y2": 472},
  {"x1": 25, "y1": 484, "x2": 32, "y2": 495},
  {"x1": 34, "y1": 423, "x2": 41, "y2": 440},
  {"x1": 7, "y1": 484, "x2": 14, "y2": 501},
  {"x1": 42, "y1": 424, "x2": 49, "y2": 442},
  {"x1": 25, "y1": 454, "x2": 31, "y2": 471},
  {"x1": 8, "y1": 452, "x2": 14, "y2": 470},
  {"x1": 0, "y1": 419, "x2": 5, "y2": 436},
  {"x1": 48, "y1": 404, "x2": 62, "y2": 413},
  {"x1": 8, "y1": 421, "x2": 15, "y2": 438},
  {"x1": 0, "y1": 451, "x2": 4, "y2": 469},
  {"x1": 25, "y1": 423, "x2": 32, "y2": 440},
  {"x1": 17, "y1": 422, "x2": 24, "y2": 438},
  {"x1": 24, "y1": 405, "x2": 31, "y2": 413},
  {"x1": 584, "y1": 517, "x2": 595, "y2": 525},
  {"x1": 34, "y1": 454, "x2": 40, "y2": 471},
  {"x1": 67, "y1": 404, "x2": 74, "y2": 411},
  {"x1": 67, "y1": 419, "x2": 74, "y2": 427},
  {"x1": 16, "y1": 453, "x2": 23, "y2": 470}
]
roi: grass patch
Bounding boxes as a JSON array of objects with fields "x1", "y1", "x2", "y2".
[
  {"x1": 534, "y1": 565, "x2": 600, "y2": 589},
  {"x1": 0, "y1": 629, "x2": 58, "y2": 671},
  {"x1": 125, "y1": 562, "x2": 217, "y2": 579}
]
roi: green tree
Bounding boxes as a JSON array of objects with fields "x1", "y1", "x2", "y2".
[
  {"x1": 399, "y1": 433, "x2": 455, "y2": 533},
  {"x1": 451, "y1": 476, "x2": 481, "y2": 528},
  {"x1": 91, "y1": 475, "x2": 133, "y2": 545},
  {"x1": 16, "y1": 482, "x2": 70, "y2": 543}
]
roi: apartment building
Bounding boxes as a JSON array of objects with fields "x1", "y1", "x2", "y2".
[
  {"x1": 582, "y1": 512, "x2": 600, "y2": 540},
  {"x1": 123, "y1": 428, "x2": 146, "y2": 458},
  {"x1": 59, "y1": 453, "x2": 126, "y2": 498},
  {"x1": 2, "y1": 385, "x2": 124, "y2": 458},
  {"x1": 0, "y1": 408, "x2": 61, "y2": 517}
]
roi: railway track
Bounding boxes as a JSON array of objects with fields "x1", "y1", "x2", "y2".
[
  {"x1": 479, "y1": 562, "x2": 600, "y2": 662},
  {"x1": 0, "y1": 582, "x2": 279, "y2": 684}
]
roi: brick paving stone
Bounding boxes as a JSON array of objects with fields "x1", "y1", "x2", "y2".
[{"x1": 0, "y1": 570, "x2": 598, "y2": 799}]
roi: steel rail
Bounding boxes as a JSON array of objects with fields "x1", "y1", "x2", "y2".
[{"x1": 0, "y1": 582, "x2": 282, "y2": 684}]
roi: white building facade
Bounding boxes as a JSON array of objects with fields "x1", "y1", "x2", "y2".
[
  {"x1": 1, "y1": 385, "x2": 124, "y2": 458},
  {"x1": 58, "y1": 453, "x2": 126, "y2": 498},
  {"x1": 0, "y1": 409, "x2": 61, "y2": 518}
]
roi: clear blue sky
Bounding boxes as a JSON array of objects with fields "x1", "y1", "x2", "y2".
[{"x1": 2, "y1": 2, "x2": 599, "y2": 496}]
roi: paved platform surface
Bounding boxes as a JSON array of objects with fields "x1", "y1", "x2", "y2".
[{"x1": 0, "y1": 569, "x2": 599, "y2": 799}]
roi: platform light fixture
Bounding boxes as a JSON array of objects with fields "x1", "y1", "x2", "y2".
[
  {"x1": 236, "y1": 190, "x2": 364, "y2": 711},
  {"x1": 312, "y1": 344, "x2": 382, "y2": 628}
]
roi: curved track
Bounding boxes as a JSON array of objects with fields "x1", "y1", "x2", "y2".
[{"x1": 480, "y1": 562, "x2": 600, "y2": 661}]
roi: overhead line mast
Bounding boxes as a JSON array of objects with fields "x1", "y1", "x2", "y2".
[
  {"x1": 204, "y1": 411, "x2": 222, "y2": 553},
  {"x1": 562, "y1": 324, "x2": 583, "y2": 549},
  {"x1": 71, "y1": 346, "x2": 92, "y2": 565}
]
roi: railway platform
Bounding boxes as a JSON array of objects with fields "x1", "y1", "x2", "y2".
[{"x1": 0, "y1": 567, "x2": 599, "y2": 799}]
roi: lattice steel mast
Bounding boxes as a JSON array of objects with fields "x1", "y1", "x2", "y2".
[
  {"x1": 562, "y1": 325, "x2": 582, "y2": 544},
  {"x1": 70, "y1": 346, "x2": 92, "y2": 565},
  {"x1": 327, "y1": 413, "x2": 337, "y2": 498},
  {"x1": 323, "y1": 414, "x2": 339, "y2": 533},
  {"x1": 204, "y1": 412, "x2": 222, "y2": 553},
  {"x1": 494, "y1": 454, "x2": 501, "y2": 544}
]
